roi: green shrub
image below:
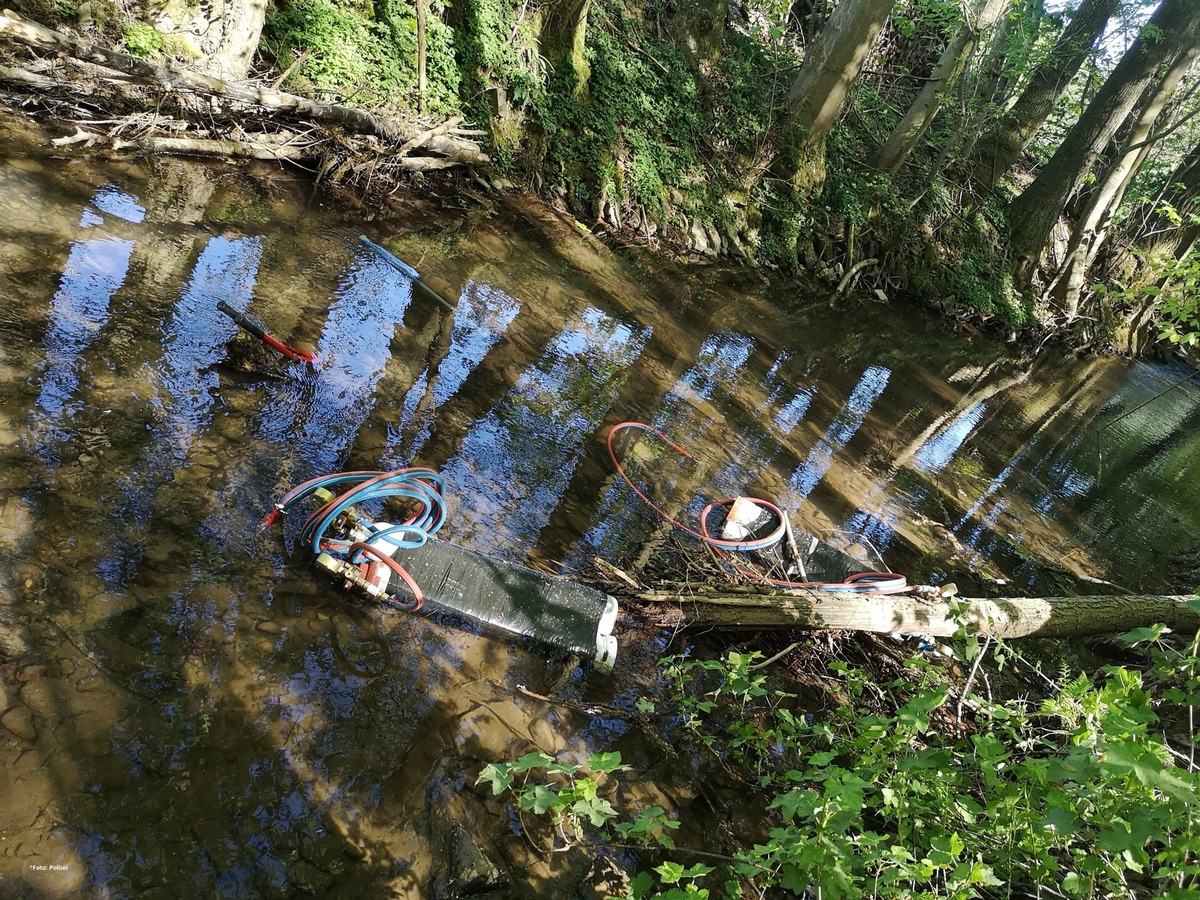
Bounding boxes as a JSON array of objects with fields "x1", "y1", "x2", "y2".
[
  {"x1": 265, "y1": 0, "x2": 460, "y2": 116},
  {"x1": 483, "y1": 598, "x2": 1200, "y2": 898}
]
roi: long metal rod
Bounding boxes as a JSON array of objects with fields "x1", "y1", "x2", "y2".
[{"x1": 359, "y1": 235, "x2": 457, "y2": 313}]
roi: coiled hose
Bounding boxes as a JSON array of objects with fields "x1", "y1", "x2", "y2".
[
  {"x1": 262, "y1": 467, "x2": 446, "y2": 610},
  {"x1": 607, "y1": 421, "x2": 911, "y2": 594}
]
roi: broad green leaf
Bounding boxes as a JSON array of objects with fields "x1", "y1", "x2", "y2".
[
  {"x1": 656, "y1": 860, "x2": 685, "y2": 884},
  {"x1": 779, "y1": 863, "x2": 809, "y2": 893},
  {"x1": 770, "y1": 788, "x2": 818, "y2": 821},
  {"x1": 1043, "y1": 805, "x2": 1078, "y2": 837},
  {"x1": 588, "y1": 750, "x2": 626, "y2": 773},
  {"x1": 1118, "y1": 624, "x2": 1167, "y2": 646},
  {"x1": 530, "y1": 784, "x2": 560, "y2": 815},
  {"x1": 510, "y1": 751, "x2": 555, "y2": 772},
  {"x1": 628, "y1": 871, "x2": 654, "y2": 899},
  {"x1": 475, "y1": 763, "x2": 513, "y2": 795},
  {"x1": 573, "y1": 796, "x2": 618, "y2": 826}
]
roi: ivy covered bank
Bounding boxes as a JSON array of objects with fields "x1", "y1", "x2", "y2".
[{"x1": 4, "y1": 0, "x2": 1200, "y2": 355}]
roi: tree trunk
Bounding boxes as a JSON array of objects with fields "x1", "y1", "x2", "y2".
[
  {"x1": 868, "y1": 0, "x2": 1010, "y2": 174},
  {"x1": 417, "y1": 0, "x2": 428, "y2": 101},
  {"x1": 1049, "y1": 44, "x2": 1200, "y2": 319},
  {"x1": 637, "y1": 588, "x2": 1200, "y2": 639},
  {"x1": 153, "y1": 0, "x2": 267, "y2": 81},
  {"x1": 666, "y1": 0, "x2": 728, "y2": 71},
  {"x1": 1007, "y1": 0, "x2": 1200, "y2": 276},
  {"x1": 539, "y1": 0, "x2": 593, "y2": 95},
  {"x1": 778, "y1": 0, "x2": 898, "y2": 194},
  {"x1": 973, "y1": 0, "x2": 1119, "y2": 190}
]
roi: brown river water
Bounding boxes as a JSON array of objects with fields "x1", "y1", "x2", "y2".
[{"x1": 1, "y1": 115, "x2": 1198, "y2": 897}]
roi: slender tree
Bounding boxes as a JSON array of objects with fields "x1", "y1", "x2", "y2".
[
  {"x1": 974, "y1": 0, "x2": 1120, "y2": 190},
  {"x1": 868, "y1": 0, "x2": 1011, "y2": 174},
  {"x1": 1007, "y1": 0, "x2": 1200, "y2": 278},
  {"x1": 789, "y1": 0, "x2": 835, "y2": 45},
  {"x1": 1048, "y1": 44, "x2": 1200, "y2": 318},
  {"x1": 779, "y1": 0, "x2": 899, "y2": 194}
]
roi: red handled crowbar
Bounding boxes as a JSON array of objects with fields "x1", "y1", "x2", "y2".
[{"x1": 217, "y1": 301, "x2": 320, "y2": 365}]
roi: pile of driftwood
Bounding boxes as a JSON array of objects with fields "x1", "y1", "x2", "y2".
[{"x1": 0, "y1": 9, "x2": 488, "y2": 182}]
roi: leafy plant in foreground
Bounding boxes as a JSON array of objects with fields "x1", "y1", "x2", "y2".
[
  {"x1": 481, "y1": 596, "x2": 1200, "y2": 898},
  {"x1": 476, "y1": 750, "x2": 707, "y2": 897}
]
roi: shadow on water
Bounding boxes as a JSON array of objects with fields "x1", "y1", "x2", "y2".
[{"x1": 1, "y1": 120, "x2": 1199, "y2": 896}]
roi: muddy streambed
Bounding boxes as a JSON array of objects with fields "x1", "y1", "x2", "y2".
[{"x1": 1, "y1": 117, "x2": 1199, "y2": 897}]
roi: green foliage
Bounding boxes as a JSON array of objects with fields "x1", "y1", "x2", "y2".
[
  {"x1": 824, "y1": 166, "x2": 905, "y2": 234},
  {"x1": 476, "y1": 749, "x2": 687, "y2": 884},
  {"x1": 703, "y1": 27, "x2": 790, "y2": 157},
  {"x1": 532, "y1": 4, "x2": 705, "y2": 218},
  {"x1": 122, "y1": 22, "x2": 165, "y2": 58},
  {"x1": 264, "y1": 0, "x2": 460, "y2": 115},
  {"x1": 476, "y1": 750, "x2": 622, "y2": 842},
  {"x1": 1147, "y1": 250, "x2": 1200, "y2": 347},
  {"x1": 1093, "y1": 246, "x2": 1200, "y2": 348},
  {"x1": 453, "y1": 0, "x2": 546, "y2": 129},
  {"x1": 485, "y1": 601, "x2": 1200, "y2": 897},
  {"x1": 949, "y1": 252, "x2": 1026, "y2": 326},
  {"x1": 891, "y1": 0, "x2": 964, "y2": 41},
  {"x1": 907, "y1": 245, "x2": 1028, "y2": 328},
  {"x1": 51, "y1": 0, "x2": 78, "y2": 21},
  {"x1": 689, "y1": 636, "x2": 1199, "y2": 897}
]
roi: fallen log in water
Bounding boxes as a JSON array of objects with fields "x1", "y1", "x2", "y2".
[{"x1": 637, "y1": 586, "x2": 1200, "y2": 638}]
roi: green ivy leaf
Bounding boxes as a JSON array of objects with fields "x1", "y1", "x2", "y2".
[
  {"x1": 475, "y1": 763, "x2": 514, "y2": 795},
  {"x1": 588, "y1": 751, "x2": 626, "y2": 773},
  {"x1": 655, "y1": 861, "x2": 685, "y2": 884},
  {"x1": 509, "y1": 751, "x2": 555, "y2": 773}
]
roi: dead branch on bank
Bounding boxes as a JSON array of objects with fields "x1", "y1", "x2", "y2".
[
  {"x1": 0, "y1": 9, "x2": 488, "y2": 175},
  {"x1": 132, "y1": 135, "x2": 313, "y2": 161},
  {"x1": 635, "y1": 586, "x2": 1200, "y2": 639}
]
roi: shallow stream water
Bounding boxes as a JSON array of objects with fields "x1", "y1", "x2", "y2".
[{"x1": 1, "y1": 116, "x2": 1198, "y2": 897}]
